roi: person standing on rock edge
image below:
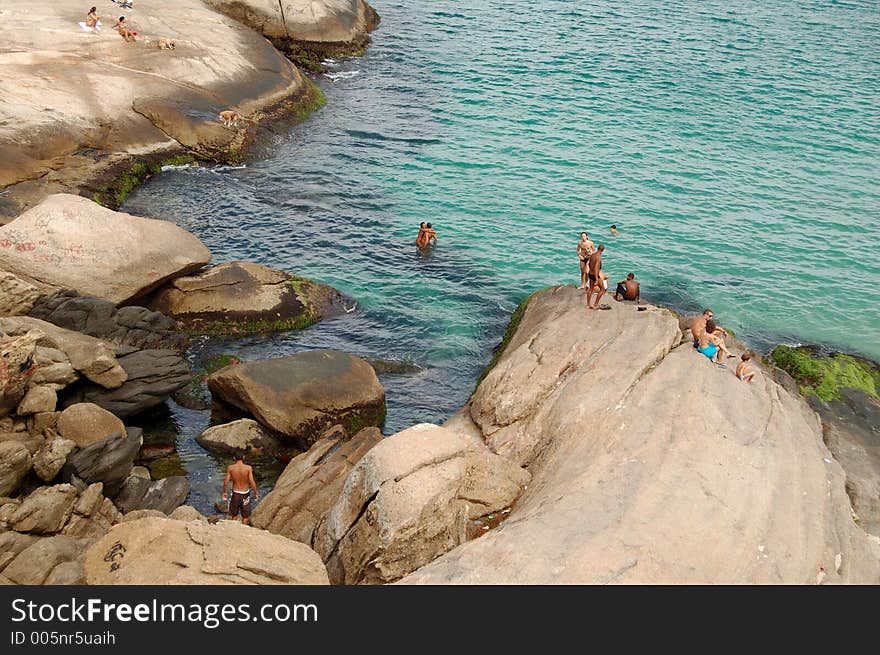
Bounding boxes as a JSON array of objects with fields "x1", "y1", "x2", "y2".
[
  {"x1": 577, "y1": 232, "x2": 594, "y2": 289},
  {"x1": 586, "y1": 245, "x2": 605, "y2": 309},
  {"x1": 223, "y1": 450, "x2": 258, "y2": 525}
]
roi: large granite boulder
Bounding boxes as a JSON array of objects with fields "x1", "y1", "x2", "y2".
[
  {"x1": 62, "y1": 428, "x2": 143, "y2": 497},
  {"x1": 401, "y1": 286, "x2": 880, "y2": 584},
  {"x1": 0, "y1": 316, "x2": 126, "y2": 389},
  {"x1": 62, "y1": 348, "x2": 191, "y2": 418},
  {"x1": 0, "y1": 271, "x2": 41, "y2": 316},
  {"x1": 197, "y1": 418, "x2": 283, "y2": 456},
  {"x1": 0, "y1": 441, "x2": 32, "y2": 496},
  {"x1": 2, "y1": 535, "x2": 93, "y2": 585},
  {"x1": 252, "y1": 425, "x2": 382, "y2": 544},
  {"x1": 114, "y1": 475, "x2": 190, "y2": 514},
  {"x1": 314, "y1": 424, "x2": 529, "y2": 585},
  {"x1": 810, "y1": 389, "x2": 880, "y2": 537},
  {"x1": 207, "y1": 349, "x2": 386, "y2": 447},
  {"x1": 16, "y1": 385, "x2": 57, "y2": 415},
  {"x1": 150, "y1": 261, "x2": 349, "y2": 336},
  {"x1": 28, "y1": 290, "x2": 187, "y2": 352},
  {"x1": 0, "y1": 194, "x2": 211, "y2": 304},
  {"x1": 84, "y1": 517, "x2": 330, "y2": 585},
  {"x1": 10, "y1": 484, "x2": 78, "y2": 534},
  {"x1": 56, "y1": 403, "x2": 126, "y2": 448},
  {"x1": 205, "y1": 0, "x2": 380, "y2": 55}
]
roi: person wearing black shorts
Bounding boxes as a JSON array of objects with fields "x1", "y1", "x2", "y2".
[{"x1": 222, "y1": 450, "x2": 259, "y2": 524}]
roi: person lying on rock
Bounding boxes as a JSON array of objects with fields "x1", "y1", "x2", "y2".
[
  {"x1": 614, "y1": 272, "x2": 640, "y2": 302},
  {"x1": 696, "y1": 319, "x2": 735, "y2": 366},
  {"x1": 222, "y1": 450, "x2": 259, "y2": 525},
  {"x1": 113, "y1": 16, "x2": 137, "y2": 42},
  {"x1": 736, "y1": 352, "x2": 756, "y2": 382}
]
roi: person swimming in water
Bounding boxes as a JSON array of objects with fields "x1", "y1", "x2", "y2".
[
  {"x1": 424, "y1": 223, "x2": 438, "y2": 246},
  {"x1": 610, "y1": 224, "x2": 618, "y2": 235}
]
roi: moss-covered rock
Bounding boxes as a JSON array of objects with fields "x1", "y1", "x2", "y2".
[
  {"x1": 172, "y1": 354, "x2": 242, "y2": 410},
  {"x1": 150, "y1": 262, "x2": 350, "y2": 337},
  {"x1": 771, "y1": 345, "x2": 880, "y2": 402},
  {"x1": 473, "y1": 291, "x2": 537, "y2": 394}
]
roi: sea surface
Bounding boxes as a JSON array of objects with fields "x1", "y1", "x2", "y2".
[{"x1": 123, "y1": 0, "x2": 880, "y2": 512}]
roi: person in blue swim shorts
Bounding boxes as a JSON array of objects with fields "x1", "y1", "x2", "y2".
[{"x1": 696, "y1": 319, "x2": 734, "y2": 366}]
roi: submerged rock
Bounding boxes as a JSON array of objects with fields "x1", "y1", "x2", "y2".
[
  {"x1": 314, "y1": 423, "x2": 529, "y2": 584},
  {"x1": 207, "y1": 349, "x2": 386, "y2": 447},
  {"x1": 150, "y1": 261, "x2": 349, "y2": 336},
  {"x1": 0, "y1": 195, "x2": 211, "y2": 305},
  {"x1": 84, "y1": 517, "x2": 330, "y2": 585},
  {"x1": 197, "y1": 419, "x2": 283, "y2": 456}
]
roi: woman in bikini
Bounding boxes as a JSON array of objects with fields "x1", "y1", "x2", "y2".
[
  {"x1": 577, "y1": 232, "x2": 594, "y2": 289},
  {"x1": 86, "y1": 7, "x2": 101, "y2": 30},
  {"x1": 696, "y1": 320, "x2": 735, "y2": 366},
  {"x1": 113, "y1": 16, "x2": 137, "y2": 42}
]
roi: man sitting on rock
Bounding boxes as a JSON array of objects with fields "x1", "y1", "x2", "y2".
[
  {"x1": 222, "y1": 450, "x2": 259, "y2": 525},
  {"x1": 614, "y1": 272, "x2": 640, "y2": 302},
  {"x1": 690, "y1": 308, "x2": 726, "y2": 347}
]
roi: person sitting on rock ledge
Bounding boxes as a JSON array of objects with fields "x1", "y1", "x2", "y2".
[
  {"x1": 736, "y1": 352, "x2": 756, "y2": 382},
  {"x1": 614, "y1": 272, "x2": 640, "y2": 302},
  {"x1": 222, "y1": 450, "x2": 259, "y2": 525},
  {"x1": 112, "y1": 16, "x2": 137, "y2": 42},
  {"x1": 696, "y1": 319, "x2": 735, "y2": 366},
  {"x1": 690, "y1": 308, "x2": 727, "y2": 347}
]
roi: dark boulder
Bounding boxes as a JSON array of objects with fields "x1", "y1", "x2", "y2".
[
  {"x1": 62, "y1": 348, "x2": 190, "y2": 418},
  {"x1": 115, "y1": 475, "x2": 190, "y2": 514},
  {"x1": 62, "y1": 428, "x2": 142, "y2": 497}
]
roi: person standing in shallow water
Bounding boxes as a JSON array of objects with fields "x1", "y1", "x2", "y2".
[
  {"x1": 223, "y1": 450, "x2": 258, "y2": 525},
  {"x1": 424, "y1": 223, "x2": 438, "y2": 246},
  {"x1": 416, "y1": 222, "x2": 428, "y2": 248}
]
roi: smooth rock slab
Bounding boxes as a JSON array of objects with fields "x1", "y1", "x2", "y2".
[
  {"x1": 84, "y1": 517, "x2": 330, "y2": 585},
  {"x1": 252, "y1": 425, "x2": 382, "y2": 545},
  {"x1": 0, "y1": 194, "x2": 211, "y2": 305},
  {"x1": 207, "y1": 349, "x2": 386, "y2": 447},
  {"x1": 314, "y1": 423, "x2": 530, "y2": 584},
  {"x1": 62, "y1": 428, "x2": 143, "y2": 497},
  {"x1": 114, "y1": 475, "x2": 190, "y2": 514}
]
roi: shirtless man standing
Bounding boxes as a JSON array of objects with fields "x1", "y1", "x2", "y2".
[
  {"x1": 576, "y1": 232, "x2": 594, "y2": 289},
  {"x1": 222, "y1": 451, "x2": 258, "y2": 525},
  {"x1": 586, "y1": 244, "x2": 605, "y2": 309}
]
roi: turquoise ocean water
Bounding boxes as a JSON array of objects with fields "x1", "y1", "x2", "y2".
[{"x1": 124, "y1": 0, "x2": 880, "y2": 509}]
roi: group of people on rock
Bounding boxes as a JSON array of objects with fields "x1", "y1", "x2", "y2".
[
  {"x1": 80, "y1": 6, "x2": 138, "y2": 41},
  {"x1": 576, "y1": 226, "x2": 639, "y2": 310},
  {"x1": 575, "y1": 226, "x2": 755, "y2": 382},
  {"x1": 689, "y1": 308, "x2": 755, "y2": 380}
]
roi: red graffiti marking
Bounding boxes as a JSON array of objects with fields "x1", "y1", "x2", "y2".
[
  {"x1": 0, "y1": 239, "x2": 11, "y2": 248},
  {"x1": 14, "y1": 242, "x2": 35, "y2": 252}
]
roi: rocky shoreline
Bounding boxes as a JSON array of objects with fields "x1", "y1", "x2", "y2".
[{"x1": 2, "y1": 1, "x2": 879, "y2": 585}]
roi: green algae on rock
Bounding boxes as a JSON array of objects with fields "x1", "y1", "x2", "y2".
[
  {"x1": 771, "y1": 345, "x2": 879, "y2": 402},
  {"x1": 149, "y1": 262, "x2": 350, "y2": 337}
]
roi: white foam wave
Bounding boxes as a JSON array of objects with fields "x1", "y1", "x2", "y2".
[{"x1": 325, "y1": 70, "x2": 360, "y2": 81}]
